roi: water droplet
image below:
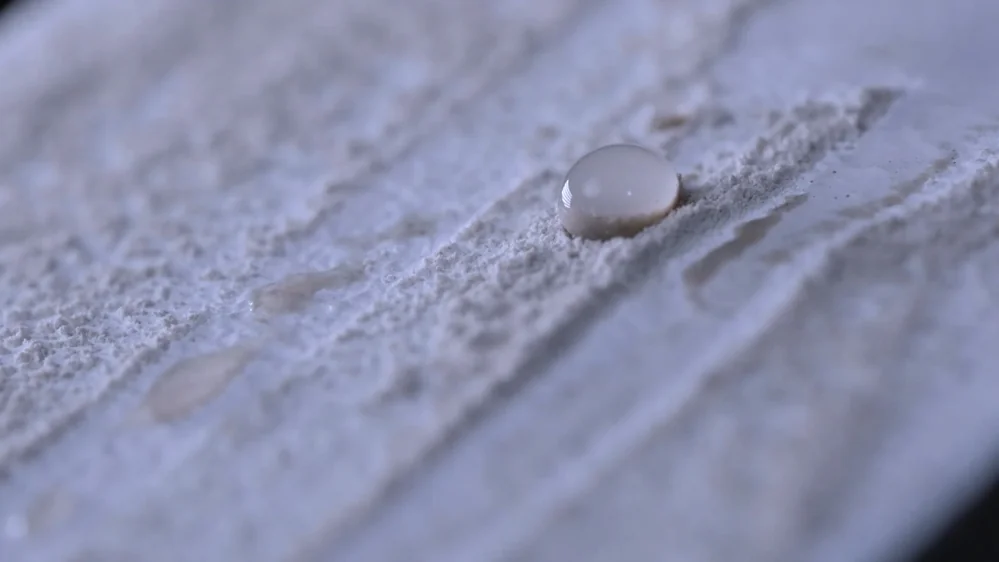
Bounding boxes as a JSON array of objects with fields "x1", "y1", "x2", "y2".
[
  {"x1": 558, "y1": 144, "x2": 680, "y2": 239},
  {"x1": 139, "y1": 346, "x2": 256, "y2": 423}
]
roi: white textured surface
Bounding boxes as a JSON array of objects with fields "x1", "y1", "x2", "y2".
[{"x1": 1, "y1": 0, "x2": 999, "y2": 560}]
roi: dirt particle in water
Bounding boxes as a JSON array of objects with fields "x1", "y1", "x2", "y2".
[{"x1": 138, "y1": 346, "x2": 256, "y2": 423}]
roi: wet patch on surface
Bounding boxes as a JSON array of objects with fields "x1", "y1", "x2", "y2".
[{"x1": 137, "y1": 346, "x2": 257, "y2": 423}]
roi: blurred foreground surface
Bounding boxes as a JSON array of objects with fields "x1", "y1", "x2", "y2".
[{"x1": 1, "y1": 0, "x2": 999, "y2": 560}]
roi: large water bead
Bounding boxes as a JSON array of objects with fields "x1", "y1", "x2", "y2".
[{"x1": 558, "y1": 144, "x2": 681, "y2": 239}]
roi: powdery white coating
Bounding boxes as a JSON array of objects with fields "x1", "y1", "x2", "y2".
[
  {"x1": 5, "y1": 0, "x2": 999, "y2": 561},
  {"x1": 559, "y1": 144, "x2": 680, "y2": 239}
]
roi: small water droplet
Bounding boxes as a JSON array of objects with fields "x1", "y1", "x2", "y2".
[
  {"x1": 139, "y1": 346, "x2": 256, "y2": 423},
  {"x1": 558, "y1": 144, "x2": 680, "y2": 239}
]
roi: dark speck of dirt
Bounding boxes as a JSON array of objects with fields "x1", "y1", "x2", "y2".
[{"x1": 651, "y1": 114, "x2": 689, "y2": 131}]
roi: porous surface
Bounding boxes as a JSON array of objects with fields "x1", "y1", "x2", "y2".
[{"x1": 1, "y1": 0, "x2": 999, "y2": 560}]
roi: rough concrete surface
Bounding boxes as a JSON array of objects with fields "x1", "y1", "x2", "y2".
[{"x1": 1, "y1": 0, "x2": 998, "y2": 560}]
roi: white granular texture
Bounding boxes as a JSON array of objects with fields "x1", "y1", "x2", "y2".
[{"x1": 2, "y1": 0, "x2": 999, "y2": 561}]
